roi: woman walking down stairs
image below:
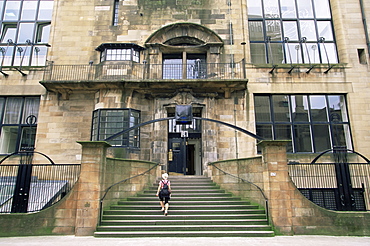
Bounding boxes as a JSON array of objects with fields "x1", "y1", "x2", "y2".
[{"x1": 95, "y1": 176, "x2": 274, "y2": 237}]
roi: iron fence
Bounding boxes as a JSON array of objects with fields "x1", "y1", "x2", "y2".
[
  {"x1": 43, "y1": 61, "x2": 245, "y2": 81},
  {"x1": 0, "y1": 164, "x2": 80, "y2": 213},
  {"x1": 288, "y1": 162, "x2": 370, "y2": 211}
]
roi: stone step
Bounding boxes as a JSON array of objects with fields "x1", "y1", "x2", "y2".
[
  {"x1": 103, "y1": 209, "x2": 266, "y2": 215},
  {"x1": 109, "y1": 204, "x2": 260, "y2": 210},
  {"x1": 96, "y1": 224, "x2": 273, "y2": 232},
  {"x1": 96, "y1": 175, "x2": 274, "y2": 237},
  {"x1": 101, "y1": 214, "x2": 267, "y2": 221},
  {"x1": 94, "y1": 230, "x2": 275, "y2": 237},
  {"x1": 99, "y1": 219, "x2": 270, "y2": 226},
  {"x1": 137, "y1": 192, "x2": 233, "y2": 197},
  {"x1": 117, "y1": 200, "x2": 252, "y2": 206}
]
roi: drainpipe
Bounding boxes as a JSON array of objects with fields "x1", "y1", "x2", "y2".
[
  {"x1": 359, "y1": 0, "x2": 370, "y2": 59},
  {"x1": 228, "y1": 0, "x2": 235, "y2": 77}
]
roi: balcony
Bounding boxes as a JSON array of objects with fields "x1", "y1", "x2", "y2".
[
  {"x1": 41, "y1": 61, "x2": 247, "y2": 99},
  {"x1": 42, "y1": 61, "x2": 246, "y2": 81}
]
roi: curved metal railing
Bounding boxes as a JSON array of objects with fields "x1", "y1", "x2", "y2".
[
  {"x1": 99, "y1": 162, "x2": 160, "y2": 224},
  {"x1": 210, "y1": 163, "x2": 269, "y2": 222}
]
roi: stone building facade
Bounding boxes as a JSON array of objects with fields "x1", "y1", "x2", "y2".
[{"x1": 0, "y1": 0, "x2": 369, "y2": 177}]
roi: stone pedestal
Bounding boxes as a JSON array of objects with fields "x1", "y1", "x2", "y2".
[
  {"x1": 257, "y1": 140, "x2": 294, "y2": 235},
  {"x1": 74, "y1": 141, "x2": 111, "y2": 236}
]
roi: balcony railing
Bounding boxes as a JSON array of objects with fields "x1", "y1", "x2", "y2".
[{"x1": 43, "y1": 61, "x2": 246, "y2": 81}]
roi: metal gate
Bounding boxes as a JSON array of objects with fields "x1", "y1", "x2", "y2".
[
  {"x1": 288, "y1": 147, "x2": 370, "y2": 211},
  {"x1": 0, "y1": 151, "x2": 80, "y2": 213}
]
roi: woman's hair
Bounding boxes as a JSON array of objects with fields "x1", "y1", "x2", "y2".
[{"x1": 162, "y1": 173, "x2": 169, "y2": 179}]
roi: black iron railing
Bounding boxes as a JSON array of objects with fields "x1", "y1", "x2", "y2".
[
  {"x1": 43, "y1": 61, "x2": 245, "y2": 81},
  {"x1": 0, "y1": 163, "x2": 80, "y2": 213},
  {"x1": 288, "y1": 162, "x2": 370, "y2": 211}
]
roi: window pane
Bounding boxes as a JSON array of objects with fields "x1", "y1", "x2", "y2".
[
  {"x1": 294, "y1": 124, "x2": 312, "y2": 152},
  {"x1": 22, "y1": 97, "x2": 40, "y2": 124},
  {"x1": 0, "y1": 1, "x2": 4, "y2": 18},
  {"x1": 280, "y1": 0, "x2": 296, "y2": 18},
  {"x1": 302, "y1": 42, "x2": 319, "y2": 63},
  {"x1": 291, "y1": 95, "x2": 309, "y2": 122},
  {"x1": 14, "y1": 45, "x2": 31, "y2": 66},
  {"x1": 256, "y1": 124, "x2": 273, "y2": 139},
  {"x1": 283, "y1": 21, "x2": 298, "y2": 41},
  {"x1": 247, "y1": 0, "x2": 263, "y2": 18},
  {"x1": 0, "y1": 126, "x2": 18, "y2": 154},
  {"x1": 310, "y1": 96, "x2": 328, "y2": 122},
  {"x1": 187, "y1": 57, "x2": 206, "y2": 79},
  {"x1": 314, "y1": 0, "x2": 331, "y2": 18},
  {"x1": 313, "y1": 124, "x2": 331, "y2": 152},
  {"x1": 3, "y1": 98, "x2": 22, "y2": 124},
  {"x1": 31, "y1": 45, "x2": 47, "y2": 66},
  {"x1": 319, "y1": 43, "x2": 338, "y2": 64},
  {"x1": 36, "y1": 23, "x2": 51, "y2": 43},
  {"x1": 275, "y1": 124, "x2": 293, "y2": 152},
  {"x1": 272, "y1": 95, "x2": 290, "y2": 122},
  {"x1": 300, "y1": 20, "x2": 316, "y2": 41},
  {"x1": 266, "y1": 20, "x2": 282, "y2": 41},
  {"x1": 17, "y1": 23, "x2": 35, "y2": 43},
  {"x1": 263, "y1": 0, "x2": 280, "y2": 18},
  {"x1": 297, "y1": 0, "x2": 313, "y2": 18},
  {"x1": 1, "y1": 25, "x2": 17, "y2": 43},
  {"x1": 0, "y1": 45, "x2": 14, "y2": 66},
  {"x1": 317, "y1": 21, "x2": 333, "y2": 41},
  {"x1": 331, "y1": 124, "x2": 350, "y2": 148},
  {"x1": 21, "y1": 1, "x2": 38, "y2": 20},
  {"x1": 285, "y1": 43, "x2": 301, "y2": 63},
  {"x1": 38, "y1": 1, "x2": 54, "y2": 20},
  {"x1": 0, "y1": 98, "x2": 4, "y2": 117},
  {"x1": 163, "y1": 58, "x2": 182, "y2": 79},
  {"x1": 328, "y1": 95, "x2": 348, "y2": 122},
  {"x1": 254, "y1": 96, "x2": 271, "y2": 122},
  {"x1": 250, "y1": 43, "x2": 266, "y2": 63},
  {"x1": 269, "y1": 43, "x2": 284, "y2": 64},
  {"x1": 4, "y1": 0, "x2": 21, "y2": 21},
  {"x1": 19, "y1": 126, "x2": 36, "y2": 151},
  {"x1": 249, "y1": 21, "x2": 264, "y2": 41}
]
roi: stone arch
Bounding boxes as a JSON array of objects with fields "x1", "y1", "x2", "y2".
[
  {"x1": 144, "y1": 23, "x2": 224, "y2": 64},
  {"x1": 145, "y1": 22, "x2": 223, "y2": 46}
]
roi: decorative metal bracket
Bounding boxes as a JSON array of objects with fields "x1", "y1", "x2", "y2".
[
  {"x1": 284, "y1": 38, "x2": 296, "y2": 74},
  {"x1": 266, "y1": 36, "x2": 277, "y2": 74},
  {"x1": 320, "y1": 37, "x2": 334, "y2": 74}
]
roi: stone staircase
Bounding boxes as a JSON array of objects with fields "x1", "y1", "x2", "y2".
[{"x1": 95, "y1": 176, "x2": 274, "y2": 237}]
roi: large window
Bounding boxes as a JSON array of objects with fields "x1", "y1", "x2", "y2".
[
  {"x1": 254, "y1": 95, "x2": 352, "y2": 153},
  {"x1": 163, "y1": 53, "x2": 206, "y2": 79},
  {"x1": 0, "y1": 0, "x2": 53, "y2": 67},
  {"x1": 91, "y1": 108, "x2": 140, "y2": 148},
  {"x1": 247, "y1": 0, "x2": 337, "y2": 64},
  {"x1": 0, "y1": 96, "x2": 40, "y2": 154}
]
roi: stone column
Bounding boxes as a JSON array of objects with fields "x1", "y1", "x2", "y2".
[
  {"x1": 257, "y1": 140, "x2": 294, "y2": 235},
  {"x1": 74, "y1": 141, "x2": 111, "y2": 236}
]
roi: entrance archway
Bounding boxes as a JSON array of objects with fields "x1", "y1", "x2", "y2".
[{"x1": 104, "y1": 116, "x2": 263, "y2": 175}]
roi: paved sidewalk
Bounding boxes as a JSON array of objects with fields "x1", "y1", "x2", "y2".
[{"x1": 0, "y1": 236, "x2": 369, "y2": 246}]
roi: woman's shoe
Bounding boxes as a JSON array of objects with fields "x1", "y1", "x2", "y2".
[
  {"x1": 161, "y1": 207, "x2": 164, "y2": 211},
  {"x1": 164, "y1": 210, "x2": 168, "y2": 216}
]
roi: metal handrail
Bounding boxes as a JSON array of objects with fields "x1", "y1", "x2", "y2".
[
  {"x1": 210, "y1": 163, "x2": 269, "y2": 222},
  {"x1": 42, "y1": 61, "x2": 246, "y2": 81},
  {"x1": 99, "y1": 162, "x2": 159, "y2": 224}
]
